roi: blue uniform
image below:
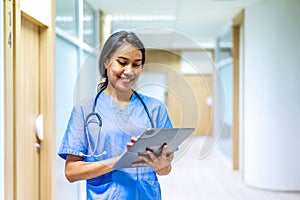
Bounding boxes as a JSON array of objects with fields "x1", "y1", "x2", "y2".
[{"x1": 58, "y1": 91, "x2": 172, "y2": 200}]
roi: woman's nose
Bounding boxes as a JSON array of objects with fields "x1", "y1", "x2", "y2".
[{"x1": 124, "y1": 65, "x2": 133, "y2": 74}]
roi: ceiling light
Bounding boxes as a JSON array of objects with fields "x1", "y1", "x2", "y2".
[
  {"x1": 83, "y1": 15, "x2": 93, "y2": 22},
  {"x1": 107, "y1": 15, "x2": 176, "y2": 22},
  {"x1": 55, "y1": 15, "x2": 74, "y2": 23}
]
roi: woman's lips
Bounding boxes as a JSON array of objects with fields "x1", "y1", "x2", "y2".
[{"x1": 120, "y1": 76, "x2": 134, "y2": 85}]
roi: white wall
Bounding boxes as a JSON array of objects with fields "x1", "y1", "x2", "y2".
[
  {"x1": 244, "y1": 0, "x2": 300, "y2": 191},
  {"x1": 238, "y1": 24, "x2": 245, "y2": 172},
  {"x1": 56, "y1": 36, "x2": 98, "y2": 200},
  {"x1": 0, "y1": 0, "x2": 5, "y2": 199},
  {"x1": 56, "y1": 36, "x2": 80, "y2": 200},
  {"x1": 20, "y1": 0, "x2": 50, "y2": 26},
  {"x1": 136, "y1": 72, "x2": 167, "y2": 103}
]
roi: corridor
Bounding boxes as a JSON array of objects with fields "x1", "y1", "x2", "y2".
[{"x1": 159, "y1": 137, "x2": 300, "y2": 200}]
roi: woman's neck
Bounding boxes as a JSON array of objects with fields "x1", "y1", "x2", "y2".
[{"x1": 104, "y1": 84, "x2": 133, "y2": 106}]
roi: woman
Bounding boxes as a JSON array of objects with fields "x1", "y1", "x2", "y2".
[{"x1": 58, "y1": 30, "x2": 174, "y2": 199}]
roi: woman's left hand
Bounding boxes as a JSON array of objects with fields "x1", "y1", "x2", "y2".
[{"x1": 132, "y1": 144, "x2": 174, "y2": 175}]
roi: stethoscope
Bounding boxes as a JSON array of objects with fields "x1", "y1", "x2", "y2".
[{"x1": 79, "y1": 86, "x2": 154, "y2": 158}]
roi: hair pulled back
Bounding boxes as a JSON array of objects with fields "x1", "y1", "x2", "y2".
[{"x1": 97, "y1": 31, "x2": 145, "y2": 92}]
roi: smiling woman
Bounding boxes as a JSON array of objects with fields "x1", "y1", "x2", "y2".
[{"x1": 58, "y1": 31, "x2": 174, "y2": 200}]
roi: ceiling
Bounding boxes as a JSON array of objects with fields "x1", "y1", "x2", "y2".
[{"x1": 86, "y1": 0, "x2": 259, "y2": 49}]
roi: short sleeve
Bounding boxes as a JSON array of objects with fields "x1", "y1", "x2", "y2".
[
  {"x1": 58, "y1": 104, "x2": 88, "y2": 160},
  {"x1": 154, "y1": 103, "x2": 173, "y2": 129}
]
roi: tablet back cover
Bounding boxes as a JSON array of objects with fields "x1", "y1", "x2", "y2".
[{"x1": 114, "y1": 128, "x2": 194, "y2": 169}]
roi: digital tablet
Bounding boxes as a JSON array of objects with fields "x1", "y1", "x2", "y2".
[{"x1": 113, "y1": 128, "x2": 195, "y2": 169}]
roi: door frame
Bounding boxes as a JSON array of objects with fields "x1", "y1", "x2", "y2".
[
  {"x1": 0, "y1": 0, "x2": 5, "y2": 199},
  {"x1": 232, "y1": 10, "x2": 244, "y2": 170},
  {"x1": 4, "y1": 0, "x2": 56, "y2": 199}
]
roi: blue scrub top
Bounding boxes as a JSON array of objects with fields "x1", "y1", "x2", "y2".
[{"x1": 58, "y1": 91, "x2": 172, "y2": 200}]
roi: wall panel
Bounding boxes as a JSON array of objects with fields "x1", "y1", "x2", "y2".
[{"x1": 244, "y1": 0, "x2": 300, "y2": 191}]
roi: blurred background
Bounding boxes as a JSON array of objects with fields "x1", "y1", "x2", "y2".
[{"x1": 1, "y1": 0, "x2": 300, "y2": 199}]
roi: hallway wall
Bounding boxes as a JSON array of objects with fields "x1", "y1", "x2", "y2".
[
  {"x1": 243, "y1": 0, "x2": 300, "y2": 191},
  {"x1": 144, "y1": 50, "x2": 213, "y2": 136}
]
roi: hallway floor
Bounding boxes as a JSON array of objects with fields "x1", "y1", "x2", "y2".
[{"x1": 158, "y1": 137, "x2": 300, "y2": 200}]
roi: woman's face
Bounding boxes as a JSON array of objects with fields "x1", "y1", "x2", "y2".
[{"x1": 105, "y1": 43, "x2": 143, "y2": 93}]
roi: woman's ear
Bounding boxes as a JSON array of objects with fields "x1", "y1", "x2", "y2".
[{"x1": 104, "y1": 59, "x2": 109, "y2": 68}]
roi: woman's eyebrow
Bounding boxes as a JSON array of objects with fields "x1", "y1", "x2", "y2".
[
  {"x1": 117, "y1": 56, "x2": 129, "y2": 60},
  {"x1": 117, "y1": 56, "x2": 142, "y2": 62}
]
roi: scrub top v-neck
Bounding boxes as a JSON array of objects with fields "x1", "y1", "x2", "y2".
[{"x1": 58, "y1": 91, "x2": 172, "y2": 200}]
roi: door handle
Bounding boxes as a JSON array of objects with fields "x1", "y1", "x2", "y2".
[{"x1": 35, "y1": 114, "x2": 44, "y2": 141}]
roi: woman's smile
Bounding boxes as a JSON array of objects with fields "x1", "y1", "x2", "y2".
[
  {"x1": 106, "y1": 43, "x2": 143, "y2": 93},
  {"x1": 119, "y1": 76, "x2": 134, "y2": 85}
]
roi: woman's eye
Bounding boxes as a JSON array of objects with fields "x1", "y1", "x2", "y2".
[
  {"x1": 117, "y1": 60, "x2": 126, "y2": 65},
  {"x1": 133, "y1": 63, "x2": 142, "y2": 68}
]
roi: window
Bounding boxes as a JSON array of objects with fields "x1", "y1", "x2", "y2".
[
  {"x1": 83, "y1": 1, "x2": 95, "y2": 46},
  {"x1": 55, "y1": 1, "x2": 98, "y2": 199},
  {"x1": 56, "y1": 0, "x2": 77, "y2": 37},
  {"x1": 215, "y1": 28, "x2": 233, "y2": 160}
]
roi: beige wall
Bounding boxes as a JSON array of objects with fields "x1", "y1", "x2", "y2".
[{"x1": 144, "y1": 50, "x2": 213, "y2": 136}]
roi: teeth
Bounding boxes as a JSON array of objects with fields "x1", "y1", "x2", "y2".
[
  {"x1": 121, "y1": 77, "x2": 131, "y2": 81},
  {"x1": 120, "y1": 77, "x2": 132, "y2": 84}
]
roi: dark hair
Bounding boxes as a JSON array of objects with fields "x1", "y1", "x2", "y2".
[{"x1": 97, "y1": 31, "x2": 145, "y2": 92}]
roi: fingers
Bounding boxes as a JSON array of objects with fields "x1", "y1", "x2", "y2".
[
  {"x1": 138, "y1": 144, "x2": 169, "y2": 163},
  {"x1": 139, "y1": 152, "x2": 153, "y2": 164},
  {"x1": 167, "y1": 152, "x2": 174, "y2": 162},
  {"x1": 146, "y1": 149, "x2": 157, "y2": 162},
  {"x1": 132, "y1": 150, "x2": 156, "y2": 168},
  {"x1": 127, "y1": 142, "x2": 134, "y2": 149},
  {"x1": 161, "y1": 143, "x2": 167, "y2": 157},
  {"x1": 131, "y1": 136, "x2": 139, "y2": 143},
  {"x1": 133, "y1": 150, "x2": 174, "y2": 169},
  {"x1": 131, "y1": 142, "x2": 175, "y2": 171},
  {"x1": 127, "y1": 136, "x2": 140, "y2": 150},
  {"x1": 132, "y1": 161, "x2": 147, "y2": 167}
]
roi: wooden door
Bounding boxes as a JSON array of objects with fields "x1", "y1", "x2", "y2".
[
  {"x1": 4, "y1": 1, "x2": 55, "y2": 199},
  {"x1": 185, "y1": 75, "x2": 214, "y2": 136},
  {"x1": 15, "y1": 16, "x2": 41, "y2": 200}
]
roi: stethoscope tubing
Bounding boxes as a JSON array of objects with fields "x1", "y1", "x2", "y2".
[
  {"x1": 91, "y1": 88, "x2": 154, "y2": 128},
  {"x1": 80, "y1": 87, "x2": 154, "y2": 158}
]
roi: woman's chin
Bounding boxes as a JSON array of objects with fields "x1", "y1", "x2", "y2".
[{"x1": 115, "y1": 84, "x2": 133, "y2": 93}]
